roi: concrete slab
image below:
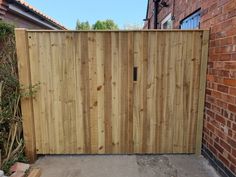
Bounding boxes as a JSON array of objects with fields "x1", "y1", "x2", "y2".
[{"x1": 34, "y1": 155, "x2": 220, "y2": 177}]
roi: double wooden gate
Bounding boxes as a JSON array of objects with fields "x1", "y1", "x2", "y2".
[{"x1": 15, "y1": 29, "x2": 209, "y2": 161}]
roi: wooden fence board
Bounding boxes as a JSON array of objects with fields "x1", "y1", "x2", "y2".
[
  {"x1": 196, "y1": 31, "x2": 210, "y2": 155},
  {"x1": 15, "y1": 29, "x2": 36, "y2": 162},
  {"x1": 15, "y1": 30, "x2": 209, "y2": 158}
]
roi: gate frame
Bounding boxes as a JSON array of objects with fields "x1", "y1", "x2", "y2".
[{"x1": 15, "y1": 29, "x2": 209, "y2": 162}]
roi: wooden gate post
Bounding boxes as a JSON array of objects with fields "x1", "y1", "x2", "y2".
[
  {"x1": 15, "y1": 29, "x2": 37, "y2": 162},
  {"x1": 195, "y1": 30, "x2": 210, "y2": 155}
]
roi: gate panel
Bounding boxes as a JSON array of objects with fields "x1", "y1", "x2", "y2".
[{"x1": 15, "y1": 30, "x2": 209, "y2": 159}]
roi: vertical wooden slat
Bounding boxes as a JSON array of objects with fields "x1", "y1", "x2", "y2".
[
  {"x1": 185, "y1": 32, "x2": 194, "y2": 153},
  {"x1": 182, "y1": 32, "x2": 189, "y2": 153},
  {"x1": 133, "y1": 32, "x2": 144, "y2": 153},
  {"x1": 119, "y1": 32, "x2": 129, "y2": 153},
  {"x1": 167, "y1": 32, "x2": 175, "y2": 153},
  {"x1": 46, "y1": 32, "x2": 55, "y2": 154},
  {"x1": 160, "y1": 32, "x2": 171, "y2": 153},
  {"x1": 146, "y1": 32, "x2": 157, "y2": 153},
  {"x1": 27, "y1": 32, "x2": 41, "y2": 154},
  {"x1": 49, "y1": 32, "x2": 58, "y2": 153},
  {"x1": 172, "y1": 32, "x2": 184, "y2": 152},
  {"x1": 57, "y1": 33, "x2": 66, "y2": 153},
  {"x1": 195, "y1": 31, "x2": 209, "y2": 155},
  {"x1": 111, "y1": 32, "x2": 120, "y2": 153},
  {"x1": 156, "y1": 32, "x2": 164, "y2": 152},
  {"x1": 96, "y1": 32, "x2": 105, "y2": 153},
  {"x1": 104, "y1": 32, "x2": 113, "y2": 153},
  {"x1": 49, "y1": 32, "x2": 61, "y2": 153},
  {"x1": 75, "y1": 32, "x2": 85, "y2": 153},
  {"x1": 15, "y1": 29, "x2": 36, "y2": 162},
  {"x1": 66, "y1": 32, "x2": 77, "y2": 153},
  {"x1": 190, "y1": 33, "x2": 198, "y2": 153},
  {"x1": 88, "y1": 32, "x2": 98, "y2": 153},
  {"x1": 127, "y1": 32, "x2": 134, "y2": 153},
  {"x1": 191, "y1": 32, "x2": 202, "y2": 153},
  {"x1": 141, "y1": 32, "x2": 148, "y2": 153},
  {"x1": 81, "y1": 32, "x2": 91, "y2": 153},
  {"x1": 188, "y1": 32, "x2": 202, "y2": 153},
  {"x1": 38, "y1": 32, "x2": 50, "y2": 153}
]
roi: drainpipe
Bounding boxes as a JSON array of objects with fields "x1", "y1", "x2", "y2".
[
  {"x1": 153, "y1": 0, "x2": 160, "y2": 29},
  {"x1": 148, "y1": 19, "x2": 151, "y2": 29}
]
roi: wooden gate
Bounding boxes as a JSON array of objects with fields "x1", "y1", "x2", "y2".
[{"x1": 15, "y1": 29, "x2": 209, "y2": 161}]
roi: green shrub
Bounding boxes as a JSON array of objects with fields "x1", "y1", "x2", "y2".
[
  {"x1": 0, "y1": 21, "x2": 27, "y2": 174},
  {"x1": 0, "y1": 21, "x2": 14, "y2": 39}
]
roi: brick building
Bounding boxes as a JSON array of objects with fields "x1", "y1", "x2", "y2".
[
  {"x1": 144, "y1": 0, "x2": 236, "y2": 177},
  {"x1": 0, "y1": 0, "x2": 66, "y2": 29}
]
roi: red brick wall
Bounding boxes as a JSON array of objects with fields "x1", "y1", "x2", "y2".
[
  {"x1": 202, "y1": 1, "x2": 236, "y2": 176},
  {"x1": 145, "y1": 0, "x2": 201, "y2": 29},
  {"x1": 0, "y1": 0, "x2": 59, "y2": 29},
  {"x1": 2, "y1": 11, "x2": 48, "y2": 29},
  {"x1": 145, "y1": 0, "x2": 236, "y2": 176},
  {"x1": 0, "y1": 0, "x2": 7, "y2": 16}
]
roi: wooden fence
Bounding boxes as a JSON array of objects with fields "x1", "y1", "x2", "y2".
[{"x1": 15, "y1": 29, "x2": 209, "y2": 161}]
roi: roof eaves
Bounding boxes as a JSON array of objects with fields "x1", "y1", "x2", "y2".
[{"x1": 7, "y1": 0, "x2": 67, "y2": 30}]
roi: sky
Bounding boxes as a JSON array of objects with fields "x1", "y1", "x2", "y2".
[{"x1": 25, "y1": 0, "x2": 147, "y2": 30}]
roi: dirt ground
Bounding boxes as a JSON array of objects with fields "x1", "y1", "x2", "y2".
[{"x1": 34, "y1": 155, "x2": 220, "y2": 177}]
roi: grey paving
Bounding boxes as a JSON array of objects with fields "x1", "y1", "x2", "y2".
[{"x1": 34, "y1": 155, "x2": 220, "y2": 177}]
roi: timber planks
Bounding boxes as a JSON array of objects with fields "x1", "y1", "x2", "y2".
[{"x1": 15, "y1": 30, "x2": 209, "y2": 158}]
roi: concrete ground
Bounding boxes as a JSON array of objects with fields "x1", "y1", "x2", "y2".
[{"x1": 34, "y1": 155, "x2": 220, "y2": 177}]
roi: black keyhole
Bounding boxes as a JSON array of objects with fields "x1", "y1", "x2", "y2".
[{"x1": 133, "y1": 67, "x2": 138, "y2": 82}]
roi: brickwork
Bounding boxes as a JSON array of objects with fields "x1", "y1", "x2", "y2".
[
  {"x1": 0, "y1": 0, "x2": 65, "y2": 29},
  {"x1": 0, "y1": 2, "x2": 47, "y2": 29},
  {"x1": 202, "y1": 1, "x2": 236, "y2": 176},
  {"x1": 2, "y1": 11, "x2": 45, "y2": 29},
  {"x1": 145, "y1": 0, "x2": 236, "y2": 176}
]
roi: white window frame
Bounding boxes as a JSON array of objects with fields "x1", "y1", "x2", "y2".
[{"x1": 161, "y1": 13, "x2": 172, "y2": 29}]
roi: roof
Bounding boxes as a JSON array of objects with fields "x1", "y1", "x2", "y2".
[{"x1": 7, "y1": 0, "x2": 67, "y2": 29}]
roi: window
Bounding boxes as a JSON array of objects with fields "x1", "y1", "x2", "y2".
[
  {"x1": 161, "y1": 13, "x2": 172, "y2": 29},
  {"x1": 180, "y1": 10, "x2": 201, "y2": 29}
]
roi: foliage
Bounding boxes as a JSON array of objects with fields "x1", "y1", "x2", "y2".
[
  {"x1": 76, "y1": 20, "x2": 91, "y2": 30},
  {"x1": 92, "y1": 20, "x2": 118, "y2": 30},
  {"x1": 0, "y1": 21, "x2": 28, "y2": 174},
  {"x1": 76, "y1": 19, "x2": 119, "y2": 30},
  {"x1": 0, "y1": 21, "x2": 14, "y2": 39}
]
